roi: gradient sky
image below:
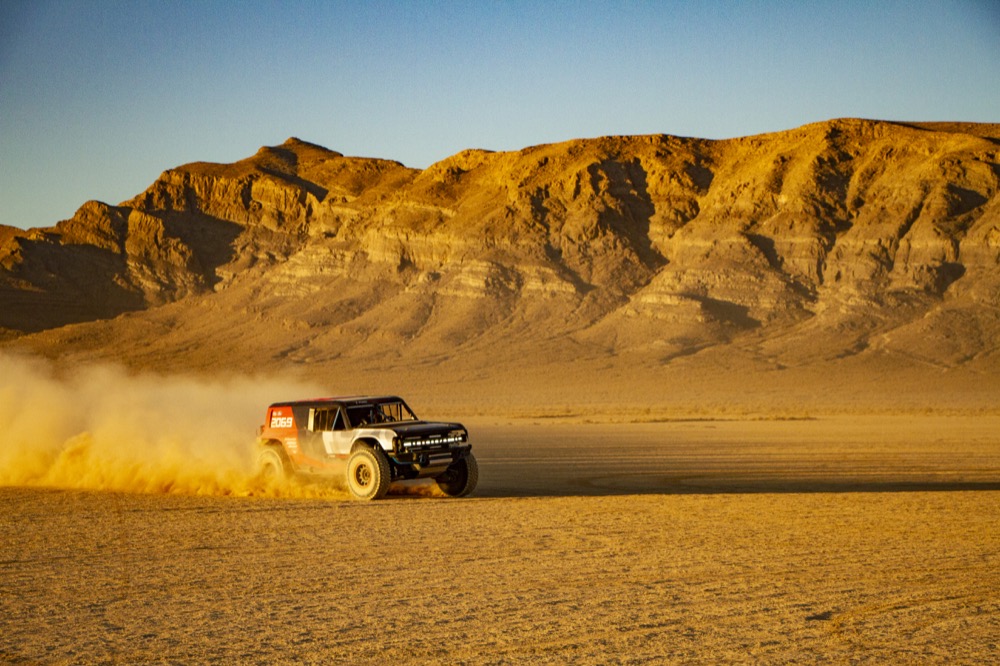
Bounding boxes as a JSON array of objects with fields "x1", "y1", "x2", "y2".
[{"x1": 2, "y1": 0, "x2": 998, "y2": 229}]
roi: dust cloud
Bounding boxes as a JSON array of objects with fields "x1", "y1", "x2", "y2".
[{"x1": 0, "y1": 352, "x2": 344, "y2": 498}]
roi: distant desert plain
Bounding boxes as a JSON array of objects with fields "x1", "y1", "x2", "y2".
[{"x1": 1, "y1": 119, "x2": 999, "y2": 663}]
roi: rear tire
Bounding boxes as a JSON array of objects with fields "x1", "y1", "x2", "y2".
[
  {"x1": 256, "y1": 446, "x2": 287, "y2": 480},
  {"x1": 347, "y1": 447, "x2": 391, "y2": 500},
  {"x1": 435, "y1": 452, "x2": 478, "y2": 497}
]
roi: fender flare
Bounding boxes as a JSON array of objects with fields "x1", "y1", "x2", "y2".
[{"x1": 351, "y1": 437, "x2": 385, "y2": 453}]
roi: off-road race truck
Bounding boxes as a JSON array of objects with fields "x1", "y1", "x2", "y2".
[{"x1": 256, "y1": 395, "x2": 478, "y2": 500}]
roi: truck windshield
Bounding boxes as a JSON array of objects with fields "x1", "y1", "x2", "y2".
[{"x1": 347, "y1": 401, "x2": 417, "y2": 427}]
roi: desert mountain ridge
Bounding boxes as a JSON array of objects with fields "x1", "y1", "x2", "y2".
[{"x1": 2, "y1": 119, "x2": 999, "y2": 415}]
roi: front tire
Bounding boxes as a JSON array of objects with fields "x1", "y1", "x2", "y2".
[
  {"x1": 346, "y1": 447, "x2": 391, "y2": 500},
  {"x1": 435, "y1": 452, "x2": 479, "y2": 497}
]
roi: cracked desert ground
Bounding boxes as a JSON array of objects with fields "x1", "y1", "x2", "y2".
[{"x1": 2, "y1": 415, "x2": 999, "y2": 664}]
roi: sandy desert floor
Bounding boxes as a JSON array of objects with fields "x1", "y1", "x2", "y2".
[{"x1": 2, "y1": 416, "x2": 999, "y2": 664}]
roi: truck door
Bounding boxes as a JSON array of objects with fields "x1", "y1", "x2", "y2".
[
  {"x1": 309, "y1": 407, "x2": 352, "y2": 459},
  {"x1": 305, "y1": 406, "x2": 350, "y2": 460}
]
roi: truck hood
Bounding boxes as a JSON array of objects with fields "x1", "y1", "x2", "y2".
[{"x1": 385, "y1": 421, "x2": 466, "y2": 439}]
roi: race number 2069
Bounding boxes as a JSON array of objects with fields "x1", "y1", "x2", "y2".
[{"x1": 270, "y1": 415, "x2": 294, "y2": 428}]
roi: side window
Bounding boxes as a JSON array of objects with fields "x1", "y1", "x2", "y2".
[
  {"x1": 309, "y1": 408, "x2": 344, "y2": 432},
  {"x1": 347, "y1": 405, "x2": 371, "y2": 426}
]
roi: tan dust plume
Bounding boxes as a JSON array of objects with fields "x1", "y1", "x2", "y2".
[{"x1": 0, "y1": 352, "x2": 347, "y2": 498}]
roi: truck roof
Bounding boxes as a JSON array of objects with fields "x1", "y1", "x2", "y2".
[{"x1": 266, "y1": 395, "x2": 405, "y2": 409}]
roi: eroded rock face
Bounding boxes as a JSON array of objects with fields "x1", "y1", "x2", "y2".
[
  {"x1": 2, "y1": 123, "x2": 998, "y2": 369},
  {"x1": 0, "y1": 139, "x2": 416, "y2": 332}
]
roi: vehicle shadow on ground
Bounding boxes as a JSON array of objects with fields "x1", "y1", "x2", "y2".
[{"x1": 471, "y1": 477, "x2": 1000, "y2": 498}]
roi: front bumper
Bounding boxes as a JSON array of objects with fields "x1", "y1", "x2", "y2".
[{"x1": 390, "y1": 437, "x2": 471, "y2": 476}]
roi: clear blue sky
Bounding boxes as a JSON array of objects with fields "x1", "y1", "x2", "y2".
[{"x1": 2, "y1": 0, "x2": 998, "y2": 229}]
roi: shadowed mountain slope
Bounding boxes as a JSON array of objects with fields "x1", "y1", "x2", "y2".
[{"x1": 2, "y1": 120, "x2": 999, "y2": 412}]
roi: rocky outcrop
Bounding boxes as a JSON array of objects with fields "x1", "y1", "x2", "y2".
[
  {"x1": 2, "y1": 122, "x2": 998, "y2": 372},
  {"x1": 0, "y1": 139, "x2": 415, "y2": 332}
]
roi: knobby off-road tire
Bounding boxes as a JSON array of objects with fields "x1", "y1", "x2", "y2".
[
  {"x1": 347, "y1": 447, "x2": 391, "y2": 500},
  {"x1": 256, "y1": 446, "x2": 288, "y2": 481},
  {"x1": 435, "y1": 451, "x2": 479, "y2": 498}
]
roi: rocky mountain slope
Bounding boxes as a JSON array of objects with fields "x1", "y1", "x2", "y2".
[{"x1": 2, "y1": 120, "x2": 999, "y2": 411}]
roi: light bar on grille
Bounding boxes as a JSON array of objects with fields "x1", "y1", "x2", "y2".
[{"x1": 401, "y1": 434, "x2": 466, "y2": 448}]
